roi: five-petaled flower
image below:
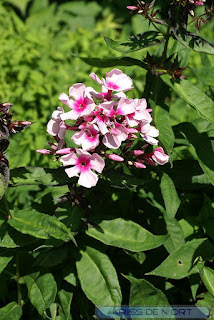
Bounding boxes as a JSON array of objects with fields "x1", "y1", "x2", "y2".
[{"x1": 60, "y1": 149, "x2": 105, "y2": 188}]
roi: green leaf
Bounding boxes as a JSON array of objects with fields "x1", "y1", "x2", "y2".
[
  {"x1": 164, "y1": 217, "x2": 185, "y2": 253},
  {"x1": 57, "y1": 289, "x2": 73, "y2": 320},
  {"x1": 10, "y1": 166, "x2": 73, "y2": 187},
  {"x1": 0, "y1": 162, "x2": 9, "y2": 200},
  {"x1": 124, "y1": 275, "x2": 170, "y2": 307},
  {"x1": 75, "y1": 55, "x2": 147, "y2": 69},
  {"x1": 63, "y1": 264, "x2": 78, "y2": 287},
  {"x1": 34, "y1": 247, "x2": 69, "y2": 267},
  {"x1": 147, "y1": 239, "x2": 213, "y2": 279},
  {"x1": 76, "y1": 246, "x2": 122, "y2": 306},
  {"x1": 104, "y1": 31, "x2": 164, "y2": 54},
  {"x1": 190, "y1": 67, "x2": 214, "y2": 87},
  {"x1": 86, "y1": 218, "x2": 167, "y2": 252},
  {"x1": 8, "y1": 209, "x2": 76, "y2": 244},
  {"x1": 160, "y1": 173, "x2": 181, "y2": 219},
  {"x1": 5, "y1": 0, "x2": 30, "y2": 16},
  {"x1": 192, "y1": 118, "x2": 214, "y2": 136},
  {"x1": 59, "y1": 1, "x2": 101, "y2": 16},
  {"x1": 161, "y1": 75, "x2": 214, "y2": 124},
  {"x1": 153, "y1": 103, "x2": 175, "y2": 157},
  {"x1": 0, "y1": 302, "x2": 22, "y2": 320},
  {"x1": 0, "y1": 255, "x2": 13, "y2": 274},
  {"x1": 177, "y1": 32, "x2": 214, "y2": 55},
  {"x1": 199, "y1": 266, "x2": 214, "y2": 297},
  {"x1": 177, "y1": 123, "x2": 214, "y2": 185},
  {"x1": 23, "y1": 272, "x2": 57, "y2": 315},
  {"x1": 189, "y1": 273, "x2": 200, "y2": 301}
]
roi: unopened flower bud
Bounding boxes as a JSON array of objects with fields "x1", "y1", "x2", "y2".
[
  {"x1": 107, "y1": 154, "x2": 124, "y2": 162},
  {"x1": 134, "y1": 161, "x2": 146, "y2": 169},
  {"x1": 56, "y1": 148, "x2": 74, "y2": 155},
  {"x1": 134, "y1": 150, "x2": 144, "y2": 156},
  {"x1": 36, "y1": 149, "x2": 52, "y2": 155}
]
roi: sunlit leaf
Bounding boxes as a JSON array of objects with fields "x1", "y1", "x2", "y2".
[
  {"x1": 0, "y1": 302, "x2": 22, "y2": 320},
  {"x1": 23, "y1": 272, "x2": 57, "y2": 315},
  {"x1": 76, "y1": 246, "x2": 122, "y2": 306},
  {"x1": 86, "y1": 218, "x2": 167, "y2": 252},
  {"x1": 162, "y1": 75, "x2": 214, "y2": 124},
  {"x1": 147, "y1": 239, "x2": 213, "y2": 279}
]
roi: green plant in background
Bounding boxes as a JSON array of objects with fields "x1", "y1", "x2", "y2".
[{"x1": 0, "y1": 0, "x2": 214, "y2": 319}]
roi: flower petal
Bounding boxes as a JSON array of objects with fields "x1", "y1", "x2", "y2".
[
  {"x1": 90, "y1": 153, "x2": 105, "y2": 173},
  {"x1": 78, "y1": 170, "x2": 98, "y2": 188},
  {"x1": 65, "y1": 166, "x2": 80, "y2": 178}
]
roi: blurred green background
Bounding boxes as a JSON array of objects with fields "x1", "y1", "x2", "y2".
[{"x1": 0, "y1": 0, "x2": 214, "y2": 169}]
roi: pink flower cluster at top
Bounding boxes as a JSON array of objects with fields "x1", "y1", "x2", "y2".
[
  {"x1": 189, "y1": 0, "x2": 205, "y2": 5},
  {"x1": 37, "y1": 69, "x2": 169, "y2": 188}
]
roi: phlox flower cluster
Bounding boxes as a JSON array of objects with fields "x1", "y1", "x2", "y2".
[{"x1": 37, "y1": 69, "x2": 169, "y2": 188}]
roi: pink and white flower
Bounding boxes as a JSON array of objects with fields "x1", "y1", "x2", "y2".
[
  {"x1": 90, "y1": 68, "x2": 133, "y2": 92},
  {"x1": 140, "y1": 121, "x2": 159, "y2": 145},
  {"x1": 72, "y1": 124, "x2": 100, "y2": 151},
  {"x1": 47, "y1": 107, "x2": 66, "y2": 149},
  {"x1": 59, "y1": 84, "x2": 95, "y2": 120},
  {"x1": 60, "y1": 149, "x2": 105, "y2": 188},
  {"x1": 103, "y1": 122, "x2": 128, "y2": 149},
  {"x1": 152, "y1": 147, "x2": 169, "y2": 165},
  {"x1": 189, "y1": 0, "x2": 205, "y2": 5}
]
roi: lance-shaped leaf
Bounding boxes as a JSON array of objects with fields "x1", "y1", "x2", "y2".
[
  {"x1": 8, "y1": 209, "x2": 76, "y2": 244},
  {"x1": 0, "y1": 302, "x2": 22, "y2": 320},
  {"x1": 177, "y1": 123, "x2": 214, "y2": 185},
  {"x1": 147, "y1": 239, "x2": 213, "y2": 279},
  {"x1": 0, "y1": 255, "x2": 13, "y2": 274},
  {"x1": 199, "y1": 265, "x2": 214, "y2": 297},
  {"x1": 23, "y1": 272, "x2": 57, "y2": 315},
  {"x1": 86, "y1": 218, "x2": 167, "y2": 252},
  {"x1": 10, "y1": 166, "x2": 72, "y2": 187},
  {"x1": 161, "y1": 75, "x2": 214, "y2": 124},
  {"x1": 153, "y1": 103, "x2": 175, "y2": 157},
  {"x1": 190, "y1": 67, "x2": 214, "y2": 87},
  {"x1": 164, "y1": 217, "x2": 185, "y2": 253},
  {"x1": 57, "y1": 289, "x2": 73, "y2": 320},
  {"x1": 0, "y1": 160, "x2": 9, "y2": 200},
  {"x1": 177, "y1": 32, "x2": 214, "y2": 55},
  {"x1": 74, "y1": 54, "x2": 147, "y2": 69},
  {"x1": 76, "y1": 246, "x2": 122, "y2": 306},
  {"x1": 160, "y1": 173, "x2": 181, "y2": 219},
  {"x1": 124, "y1": 275, "x2": 170, "y2": 307},
  {"x1": 104, "y1": 31, "x2": 164, "y2": 54}
]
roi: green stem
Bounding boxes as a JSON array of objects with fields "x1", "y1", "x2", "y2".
[
  {"x1": 188, "y1": 13, "x2": 206, "y2": 25},
  {"x1": 1, "y1": 195, "x2": 10, "y2": 217},
  {"x1": 16, "y1": 254, "x2": 22, "y2": 307},
  {"x1": 161, "y1": 25, "x2": 171, "y2": 63},
  {"x1": 154, "y1": 26, "x2": 171, "y2": 104}
]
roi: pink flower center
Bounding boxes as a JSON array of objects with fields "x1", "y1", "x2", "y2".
[
  {"x1": 106, "y1": 81, "x2": 120, "y2": 90},
  {"x1": 76, "y1": 155, "x2": 91, "y2": 172},
  {"x1": 74, "y1": 98, "x2": 87, "y2": 112}
]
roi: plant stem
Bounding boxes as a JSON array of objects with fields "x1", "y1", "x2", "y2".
[
  {"x1": 2, "y1": 195, "x2": 10, "y2": 218},
  {"x1": 154, "y1": 26, "x2": 171, "y2": 104},
  {"x1": 162, "y1": 25, "x2": 171, "y2": 63},
  {"x1": 188, "y1": 13, "x2": 206, "y2": 25},
  {"x1": 16, "y1": 254, "x2": 22, "y2": 307}
]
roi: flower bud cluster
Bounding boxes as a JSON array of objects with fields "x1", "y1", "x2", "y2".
[
  {"x1": 37, "y1": 69, "x2": 169, "y2": 188},
  {"x1": 0, "y1": 102, "x2": 32, "y2": 170}
]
